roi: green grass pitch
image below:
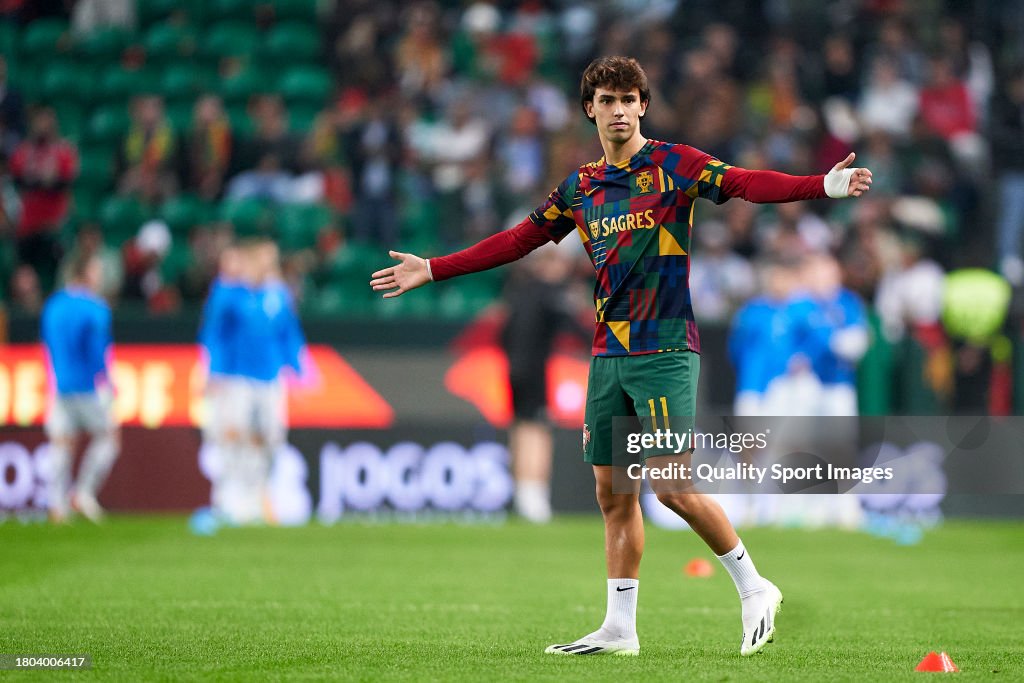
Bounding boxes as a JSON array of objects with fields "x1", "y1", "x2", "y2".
[{"x1": 1, "y1": 516, "x2": 1021, "y2": 681}]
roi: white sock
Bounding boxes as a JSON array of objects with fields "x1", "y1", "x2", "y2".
[
  {"x1": 716, "y1": 540, "x2": 764, "y2": 598},
  {"x1": 514, "y1": 481, "x2": 551, "y2": 523},
  {"x1": 46, "y1": 442, "x2": 72, "y2": 515},
  {"x1": 592, "y1": 578, "x2": 638, "y2": 640},
  {"x1": 239, "y1": 442, "x2": 271, "y2": 524},
  {"x1": 208, "y1": 442, "x2": 228, "y2": 514},
  {"x1": 219, "y1": 441, "x2": 264, "y2": 524},
  {"x1": 76, "y1": 432, "x2": 118, "y2": 497}
]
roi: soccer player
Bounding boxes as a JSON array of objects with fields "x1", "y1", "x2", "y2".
[
  {"x1": 41, "y1": 253, "x2": 118, "y2": 523},
  {"x1": 502, "y1": 247, "x2": 588, "y2": 523},
  {"x1": 201, "y1": 238, "x2": 307, "y2": 524},
  {"x1": 801, "y1": 253, "x2": 868, "y2": 416},
  {"x1": 198, "y1": 244, "x2": 243, "y2": 516},
  {"x1": 371, "y1": 56, "x2": 873, "y2": 656},
  {"x1": 728, "y1": 259, "x2": 801, "y2": 417}
]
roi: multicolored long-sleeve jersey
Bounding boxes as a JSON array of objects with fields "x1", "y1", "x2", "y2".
[{"x1": 430, "y1": 139, "x2": 829, "y2": 356}]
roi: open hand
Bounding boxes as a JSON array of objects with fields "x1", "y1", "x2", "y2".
[{"x1": 370, "y1": 250, "x2": 431, "y2": 298}]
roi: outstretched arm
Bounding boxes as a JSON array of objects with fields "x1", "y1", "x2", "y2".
[
  {"x1": 371, "y1": 175, "x2": 578, "y2": 298},
  {"x1": 369, "y1": 220, "x2": 555, "y2": 298},
  {"x1": 722, "y1": 153, "x2": 872, "y2": 203}
]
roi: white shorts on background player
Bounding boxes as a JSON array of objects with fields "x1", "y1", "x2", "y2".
[
  {"x1": 215, "y1": 377, "x2": 287, "y2": 446},
  {"x1": 818, "y1": 383, "x2": 858, "y2": 416},
  {"x1": 45, "y1": 390, "x2": 116, "y2": 440}
]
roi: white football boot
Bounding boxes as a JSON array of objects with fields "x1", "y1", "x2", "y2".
[
  {"x1": 740, "y1": 580, "x2": 783, "y2": 656},
  {"x1": 545, "y1": 632, "x2": 640, "y2": 656},
  {"x1": 72, "y1": 490, "x2": 106, "y2": 524}
]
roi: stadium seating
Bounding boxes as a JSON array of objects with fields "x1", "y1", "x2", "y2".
[
  {"x1": 262, "y1": 22, "x2": 320, "y2": 61},
  {"x1": 218, "y1": 197, "x2": 272, "y2": 236},
  {"x1": 99, "y1": 196, "x2": 151, "y2": 244},
  {"x1": 277, "y1": 203, "x2": 332, "y2": 251},
  {"x1": 143, "y1": 22, "x2": 199, "y2": 63},
  {"x1": 76, "y1": 148, "x2": 115, "y2": 193},
  {"x1": 165, "y1": 101, "x2": 195, "y2": 133},
  {"x1": 0, "y1": 240, "x2": 15, "y2": 293},
  {"x1": 160, "y1": 195, "x2": 214, "y2": 237},
  {"x1": 375, "y1": 287, "x2": 435, "y2": 319},
  {"x1": 74, "y1": 27, "x2": 132, "y2": 62},
  {"x1": 87, "y1": 105, "x2": 131, "y2": 145},
  {"x1": 220, "y1": 68, "x2": 265, "y2": 103},
  {"x1": 98, "y1": 67, "x2": 151, "y2": 103},
  {"x1": 138, "y1": 0, "x2": 186, "y2": 27},
  {"x1": 225, "y1": 103, "x2": 256, "y2": 136},
  {"x1": 161, "y1": 243, "x2": 193, "y2": 282},
  {"x1": 0, "y1": 20, "x2": 17, "y2": 56},
  {"x1": 208, "y1": 0, "x2": 256, "y2": 22},
  {"x1": 288, "y1": 104, "x2": 320, "y2": 133},
  {"x1": 39, "y1": 61, "x2": 88, "y2": 103},
  {"x1": 20, "y1": 19, "x2": 69, "y2": 59},
  {"x1": 52, "y1": 103, "x2": 85, "y2": 143},
  {"x1": 435, "y1": 274, "x2": 502, "y2": 320},
  {"x1": 308, "y1": 282, "x2": 375, "y2": 316},
  {"x1": 278, "y1": 66, "x2": 333, "y2": 104},
  {"x1": 160, "y1": 64, "x2": 210, "y2": 103},
  {"x1": 72, "y1": 189, "x2": 101, "y2": 225},
  {"x1": 4, "y1": 5, "x2": 493, "y2": 322},
  {"x1": 201, "y1": 21, "x2": 260, "y2": 60},
  {"x1": 271, "y1": 0, "x2": 319, "y2": 23}
]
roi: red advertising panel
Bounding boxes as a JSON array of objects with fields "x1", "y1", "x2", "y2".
[
  {"x1": 444, "y1": 346, "x2": 589, "y2": 428},
  {"x1": 0, "y1": 344, "x2": 393, "y2": 429}
]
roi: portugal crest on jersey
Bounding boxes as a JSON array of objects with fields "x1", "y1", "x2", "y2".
[
  {"x1": 635, "y1": 170, "x2": 654, "y2": 194},
  {"x1": 589, "y1": 220, "x2": 600, "y2": 240}
]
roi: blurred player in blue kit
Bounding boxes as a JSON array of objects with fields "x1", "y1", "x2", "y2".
[
  {"x1": 199, "y1": 238, "x2": 309, "y2": 525},
  {"x1": 728, "y1": 259, "x2": 802, "y2": 416},
  {"x1": 800, "y1": 253, "x2": 868, "y2": 416},
  {"x1": 729, "y1": 254, "x2": 867, "y2": 527},
  {"x1": 729, "y1": 255, "x2": 867, "y2": 417},
  {"x1": 41, "y1": 252, "x2": 118, "y2": 523},
  {"x1": 198, "y1": 244, "x2": 244, "y2": 522}
]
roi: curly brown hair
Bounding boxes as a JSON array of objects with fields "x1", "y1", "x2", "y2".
[{"x1": 579, "y1": 56, "x2": 651, "y2": 125}]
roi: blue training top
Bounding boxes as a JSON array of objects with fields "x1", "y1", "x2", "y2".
[
  {"x1": 200, "y1": 279, "x2": 306, "y2": 382},
  {"x1": 728, "y1": 297, "x2": 797, "y2": 395},
  {"x1": 41, "y1": 287, "x2": 112, "y2": 395}
]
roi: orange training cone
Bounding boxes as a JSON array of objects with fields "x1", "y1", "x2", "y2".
[
  {"x1": 916, "y1": 651, "x2": 960, "y2": 672},
  {"x1": 683, "y1": 558, "x2": 714, "y2": 577},
  {"x1": 939, "y1": 653, "x2": 960, "y2": 672}
]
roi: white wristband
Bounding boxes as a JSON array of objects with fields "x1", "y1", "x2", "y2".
[
  {"x1": 425, "y1": 258, "x2": 434, "y2": 281},
  {"x1": 824, "y1": 167, "x2": 855, "y2": 199}
]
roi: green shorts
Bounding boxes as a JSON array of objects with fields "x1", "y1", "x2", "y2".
[{"x1": 583, "y1": 350, "x2": 700, "y2": 466}]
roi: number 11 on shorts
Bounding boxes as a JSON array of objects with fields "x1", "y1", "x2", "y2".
[{"x1": 648, "y1": 396, "x2": 669, "y2": 430}]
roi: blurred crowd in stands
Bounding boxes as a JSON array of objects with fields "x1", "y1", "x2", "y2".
[{"x1": 2, "y1": 1, "x2": 1024, "y2": 412}]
